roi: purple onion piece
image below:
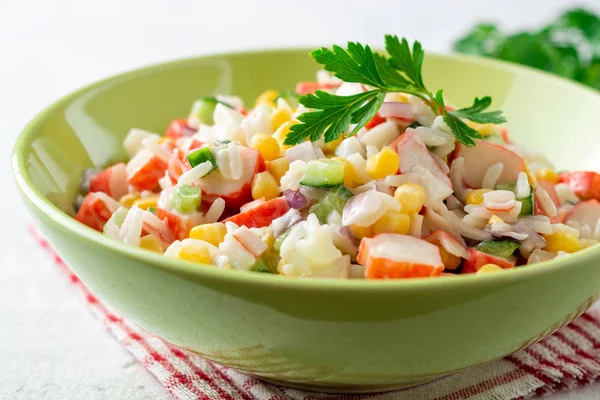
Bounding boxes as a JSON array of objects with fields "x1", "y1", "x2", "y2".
[
  {"x1": 339, "y1": 225, "x2": 360, "y2": 246},
  {"x1": 284, "y1": 189, "x2": 309, "y2": 209},
  {"x1": 270, "y1": 209, "x2": 302, "y2": 238},
  {"x1": 374, "y1": 181, "x2": 393, "y2": 196},
  {"x1": 182, "y1": 126, "x2": 198, "y2": 137}
]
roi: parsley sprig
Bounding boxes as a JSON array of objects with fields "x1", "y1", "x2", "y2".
[{"x1": 284, "y1": 35, "x2": 506, "y2": 147}]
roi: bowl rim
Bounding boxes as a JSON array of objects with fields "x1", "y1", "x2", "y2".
[{"x1": 12, "y1": 46, "x2": 600, "y2": 292}]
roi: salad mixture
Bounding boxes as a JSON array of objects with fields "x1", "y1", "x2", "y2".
[{"x1": 75, "y1": 36, "x2": 600, "y2": 279}]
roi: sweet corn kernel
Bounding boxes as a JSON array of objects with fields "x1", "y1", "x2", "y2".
[
  {"x1": 321, "y1": 135, "x2": 344, "y2": 154},
  {"x1": 331, "y1": 156, "x2": 362, "y2": 188},
  {"x1": 119, "y1": 193, "x2": 140, "y2": 208},
  {"x1": 139, "y1": 234, "x2": 163, "y2": 253},
  {"x1": 157, "y1": 137, "x2": 170, "y2": 145},
  {"x1": 178, "y1": 245, "x2": 211, "y2": 264},
  {"x1": 133, "y1": 196, "x2": 159, "y2": 210},
  {"x1": 272, "y1": 120, "x2": 298, "y2": 152},
  {"x1": 394, "y1": 183, "x2": 426, "y2": 214},
  {"x1": 271, "y1": 108, "x2": 292, "y2": 131},
  {"x1": 265, "y1": 157, "x2": 290, "y2": 184},
  {"x1": 255, "y1": 90, "x2": 278, "y2": 108},
  {"x1": 373, "y1": 211, "x2": 410, "y2": 235},
  {"x1": 251, "y1": 171, "x2": 280, "y2": 201},
  {"x1": 535, "y1": 168, "x2": 560, "y2": 185},
  {"x1": 488, "y1": 215, "x2": 504, "y2": 224},
  {"x1": 543, "y1": 231, "x2": 583, "y2": 253},
  {"x1": 366, "y1": 147, "x2": 399, "y2": 180},
  {"x1": 349, "y1": 223, "x2": 375, "y2": 239},
  {"x1": 189, "y1": 223, "x2": 227, "y2": 246},
  {"x1": 466, "y1": 121, "x2": 495, "y2": 136},
  {"x1": 466, "y1": 189, "x2": 491, "y2": 206},
  {"x1": 386, "y1": 93, "x2": 409, "y2": 103},
  {"x1": 250, "y1": 133, "x2": 280, "y2": 161},
  {"x1": 477, "y1": 264, "x2": 503, "y2": 274},
  {"x1": 260, "y1": 230, "x2": 275, "y2": 250},
  {"x1": 440, "y1": 247, "x2": 461, "y2": 270}
]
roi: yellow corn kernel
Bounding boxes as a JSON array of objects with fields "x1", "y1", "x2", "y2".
[
  {"x1": 189, "y1": 223, "x2": 227, "y2": 246},
  {"x1": 331, "y1": 156, "x2": 360, "y2": 188},
  {"x1": 394, "y1": 183, "x2": 426, "y2": 214},
  {"x1": 477, "y1": 263, "x2": 503, "y2": 274},
  {"x1": 277, "y1": 258, "x2": 286, "y2": 274},
  {"x1": 366, "y1": 147, "x2": 400, "y2": 180},
  {"x1": 466, "y1": 121, "x2": 495, "y2": 136},
  {"x1": 250, "y1": 133, "x2": 280, "y2": 161},
  {"x1": 386, "y1": 93, "x2": 409, "y2": 103},
  {"x1": 178, "y1": 245, "x2": 211, "y2": 264},
  {"x1": 466, "y1": 189, "x2": 491, "y2": 206},
  {"x1": 133, "y1": 196, "x2": 159, "y2": 210},
  {"x1": 255, "y1": 90, "x2": 278, "y2": 108},
  {"x1": 271, "y1": 108, "x2": 292, "y2": 131},
  {"x1": 251, "y1": 171, "x2": 280, "y2": 201},
  {"x1": 157, "y1": 137, "x2": 170, "y2": 145},
  {"x1": 535, "y1": 168, "x2": 560, "y2": 184},
  {"x1": 488, "y1": 215, "x2": 504, "y2": 224},
  {"x1": 543, "y1": 231, "x2": 583, "y2": 253},
  {"x1": 260, "y1": 230, "x2": 275, "y2": 250},
  {"x1": 373, "y1": 211, "x2": 411, "y2": 235},
  {"x1": 349, "y1": 224, "x2": 375, "y2": 239},
  {"x1": 272, "y1": 120, "x2": 298, "y2": 152},
  {"x1": 321, "y1": 135, "x2": 344, "y2": 154},
  {"x1": 265, "y1": 157, "x2": 290, "y2": 184},
  {"x1": 139, "y1": 234, "x2": 163, "y2": 253},
  {"x1": 440, "y1": 247, "x2": 461, "y2": 270},
  {"x1": 119, "y1": 193, "x2": 140, "y2": 208}
]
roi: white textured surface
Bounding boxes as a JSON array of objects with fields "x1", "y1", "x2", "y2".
[{"x1": 2, "y1": 0, "x2": 600, "y2": 399}]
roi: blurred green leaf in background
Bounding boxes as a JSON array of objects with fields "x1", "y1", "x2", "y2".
[{"x1": 453, "y1": 8, "x2": 600, "y2": 89}]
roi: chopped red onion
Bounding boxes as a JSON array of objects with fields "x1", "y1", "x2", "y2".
[
  {"x1": 270, "y1": 208, "x2": 302, "y2": 238},
  {"x1": 284, "y1": 189, "x2": 309, "y2": 209}
]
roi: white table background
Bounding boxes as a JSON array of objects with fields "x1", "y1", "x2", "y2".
[{"x1": 2, "y1": 1, "x2": 600, "y2": 399}]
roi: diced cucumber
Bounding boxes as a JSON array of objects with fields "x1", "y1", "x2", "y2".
[
  {"x1": 251, "y1": 256, "x2": 273, "y2": 273},
  {"x1": 300, "y1": 159, "x2": 345, "y2": 188},
  {"x1": 103, "y1": 207, "x2": 129, "y2": 234},
  {"x1": 309, "y1": 186, "x2": 354, "y2": 224},
  {"x1": 173, "y1": 185, "x2": 202, "y2": 214},
  {"x1": 189, "y1": 97, "x2": 219, "y2": 125},
  {"x1": 476, "y1": 240, "x2": 520, "y2": 259},
  {"x1": 496, "y1": 182, "x2": 534, "y2": 216},
  {"x1": 147, "y1": 207, "x2": 157, "y2": 215},
  {"x1": 407, "y1": 121, "x2": 421, "y2": 129},
  {"x1": 187, "y1": 146, "x2": 218, "y2": 170}
]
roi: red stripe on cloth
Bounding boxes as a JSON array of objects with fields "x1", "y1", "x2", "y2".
[
  {"x1": 552, "y1": 330, "x2": 599, "y2": 365},
  {"x1": 582, "y1": 312, "x2": 600, "y2": 329},
  {"x1": 524, "y1": 346, "x2": 574, "y2": 390},
  {"x1": 506, "y1": 353, "x2": 556, "y2": 390},
  {"x1": 432, "y1": 368, "x2": 528, "y2": 400},
  {"x1": 537, "y1": 341, "x2": 592, "y2": 385},
  {"x1": 204, "y1": 362, "x2": 256, "y2": 400},
  {"x1": 567, "y1": 321, "x2": 600, "y2": 349}
]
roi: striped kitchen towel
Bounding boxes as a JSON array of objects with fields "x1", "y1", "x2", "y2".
[{"x1": 35, "y1": 231, "x2": 600, "y2": 400}]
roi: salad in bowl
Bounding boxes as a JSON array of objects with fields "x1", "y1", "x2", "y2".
[{"x1": 75, "y1": 36, "x2": 600, "y2": 279}]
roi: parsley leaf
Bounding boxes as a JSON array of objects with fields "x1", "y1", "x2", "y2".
[
  {"x1": 286, "y1": 36, "x2": 506, "y2": 146},
  {"x1": 443, "y1": 113, "x2": 483, "y2": 147},
  {"x1": 450, "y1": 97, "x2": 507, "y2": 124},
  {"x1": 284, "y1": 90, "x2": 381, "y2": 145},
  {"x1": 311, "y1": 44, "x2": 386, "y2": 89}
]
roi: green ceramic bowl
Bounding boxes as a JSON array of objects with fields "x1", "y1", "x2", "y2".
[{"x1": 12, "y1": 48, "x2": 600, "y2": 393}]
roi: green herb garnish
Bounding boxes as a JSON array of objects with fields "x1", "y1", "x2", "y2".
[
  {"x1": 284, "y1": 35, "x2": 506, "y2": 147},
  {"x1": 454, "y1": 8, "x2": 600, "y2": 90}
]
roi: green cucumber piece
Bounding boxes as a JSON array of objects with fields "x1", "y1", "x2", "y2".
[
  {"x1": 309, "y1": 186, "x2": 354, "y2": 224},
  {"x1": 187, "y1": 146, "x2": 218, "y2": 170},
  {"x1": 496, "y1": 182, "x2": 534, "y2": 216},
  {"x1": 251, "y1": 256, "x2": 273, "y2": 273},
  {"x1": 189, "y1": 97, "x2": 219, "y2": 125},
  {"x1": 300, "y1": 159, "x2": 345, "y2": 188},
  {"x1": 476, "y1": 240, "x2": 520, "y2": 259},
  {"x1": 173, "y1": 185, "x2": 202, "y2": 214}
]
